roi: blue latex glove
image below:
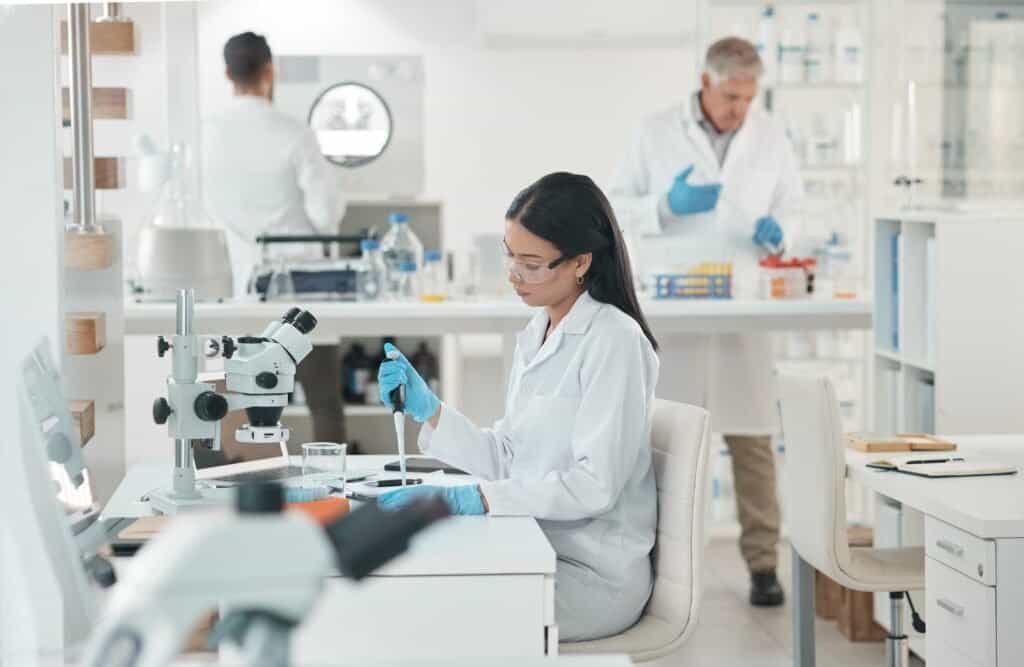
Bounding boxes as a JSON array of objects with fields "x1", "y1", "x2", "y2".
[
  {"x1": 378, "y1": 342, "x2": 440, "y2": 423},
  {"x1": 753, "y1": 216, "x2": 784, "y2": 250},
  {"x1": 666, "y1": 165, "x2": 722, "y2": 215},
  {"x1": 378, "y1": 484, "x2": 486, "y2": 515}
]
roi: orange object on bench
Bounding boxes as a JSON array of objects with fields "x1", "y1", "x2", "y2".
[{"x1": 287, "y1": 496, "x2": 350, "y2": 526}]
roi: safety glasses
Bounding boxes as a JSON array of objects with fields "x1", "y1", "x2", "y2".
[{"x1": 502, "y1": 241, "x2": 568, "y2": 285}]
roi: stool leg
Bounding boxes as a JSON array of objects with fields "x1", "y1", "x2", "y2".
[{"x1": 885, "y1": 592, "x2": 909, "y2": 667}]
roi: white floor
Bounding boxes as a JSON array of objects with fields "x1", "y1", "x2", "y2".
[{"x1": 654, "y1": 537, "x2": 925, "y2": 667}]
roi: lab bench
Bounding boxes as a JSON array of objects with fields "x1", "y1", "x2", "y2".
[{"x1": 103, "y1": 455, "x2": 559, "y2": 661}]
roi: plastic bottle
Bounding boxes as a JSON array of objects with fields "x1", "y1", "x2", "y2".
[
  {"x1": 779, "y1": 23, "x2": 806, "y2": 84},
  {"x1": 379, "y1": 212, "x2": 424, "y2": 297},
  {"x1": 396, "y1": 261, "x2": 420, "y2": 301},
  {"x1": 834, "y1": 20, "x2": 864, "y2": 83},
  {"x1": 411, "y1": 342, "x2": 440, "y2": 395},
  {"x1": 357, "y1": 238, "x2": 386, "y2": 302},
  {"x1": 803, "y1": 13, "x2": 826, "y2": 83},
  {"x1": 419, "y1": 250, "x2": 447, "y2": 303},
  {"x1": 341, "y1": 343, "x2": 371, "y2": 404},
  {"x1": 755, "y1": 6, "x2": 778, "y2": 87}
]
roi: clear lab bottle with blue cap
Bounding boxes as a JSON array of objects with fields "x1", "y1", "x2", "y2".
[
  {"x1": 396, "y1": 260, "x2": 421, "y2": 301},
  {"x1": 357, "y1": 238, "x2": 386, "y2": 302},
  {"x1": 420, "y1": 249, "x2": 447, "y2": 303},
  {"x1": 379, "y1": 212, "x2": 424, "y2": 298}
]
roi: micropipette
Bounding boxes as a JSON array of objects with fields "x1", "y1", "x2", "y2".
[{"x1": 386, "y1": 349, "x2": 408, "y2": 486}]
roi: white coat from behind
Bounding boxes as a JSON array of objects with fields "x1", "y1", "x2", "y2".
[
  {"x1": 202, "y1": 95, "x2": 346, "y2": 296},
  {"x1": 417, "y1": 292, "x2": 659, "y2": 640}
]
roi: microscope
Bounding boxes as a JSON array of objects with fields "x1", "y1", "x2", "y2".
[
  {"x1": 148, "y1": 288, "x2": 318, "y2": 514},
  {"x1": 77, "y1": 484, "x2": 450, "y2": 667}
]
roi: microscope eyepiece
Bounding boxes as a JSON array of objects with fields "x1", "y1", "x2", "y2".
[
  {"x1": 281, "y1": 307, "x2": 302, "y2": 323},
  {"x1": 292, "y1": 310, "x2": 318, "y2": 335}
]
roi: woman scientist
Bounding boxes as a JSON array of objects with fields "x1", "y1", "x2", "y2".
[{"x1": 377, "y1": 172, "x2": 660, "y2": 641}]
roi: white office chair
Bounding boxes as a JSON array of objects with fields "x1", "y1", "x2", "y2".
[
  {"x1": 777, "y1": 373, "x2": 925, "y2": 667},
  {"x1": 561, "y1": 399, "x2": 712, "y2": 662}
]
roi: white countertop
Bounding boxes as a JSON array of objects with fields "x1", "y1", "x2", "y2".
[
  {"x1": 124, "y1": 297, "x2": 872, "y2": 338},
  {"x1": 103, "y1": 456, "x2": 556, "y2": 577},
  {"x1": 846, "y1": 434, "x2": 1024, "y2": 539}
]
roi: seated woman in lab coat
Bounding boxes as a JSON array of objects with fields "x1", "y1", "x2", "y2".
[{"x1": 376, "y1": 172, "x2": 660, "y2": 641}]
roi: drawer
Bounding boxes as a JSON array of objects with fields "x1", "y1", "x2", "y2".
[
  {"x1": 926, "y1": 557, "x2": 996, "y2": 666},
  {"x1": 927, "y1": 637, "x2": 987, "y2": 667},
  {"x1": 926, "y1": 516, "x2": 996, "y2": 585}
]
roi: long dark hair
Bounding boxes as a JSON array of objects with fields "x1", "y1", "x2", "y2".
[{"x1": 506, "y1": 172, "x2": 658, "y2": 351}]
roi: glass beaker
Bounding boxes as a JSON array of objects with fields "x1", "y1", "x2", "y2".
[{"x1": 301, "y1": 442, "x2": 348, "y2": 492}]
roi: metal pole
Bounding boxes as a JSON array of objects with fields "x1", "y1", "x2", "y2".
[
  {"x1": 67, "y1": 3, "x2": 99, "y2": 234},
  {"x1": 791, "y1": 546, "x2": 816, "y2": 667},
  {"x1": 98, "y1": 2, "x2": 123, "y2": 22},
  {"x1": 172, "y1": 289, "x2": 199, "y2": 498}
]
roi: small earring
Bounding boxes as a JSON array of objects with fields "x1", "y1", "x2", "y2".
[{"x1": 576, "y1": 275, "x2": 584, "y2": 286}]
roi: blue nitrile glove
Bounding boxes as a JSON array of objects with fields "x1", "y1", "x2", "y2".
[
  {"x1": 753, "y1": 215, "x2": 784, "y2": 250},
  {"x1": 378, "y1": 342, "x2": 440, "y2": 423},
  {"x1": 378, "y1": 484, "x2": 486, "y2": 515},
  {"x1": 666, "y1": 165, "x2": 722, "y2": 215}
]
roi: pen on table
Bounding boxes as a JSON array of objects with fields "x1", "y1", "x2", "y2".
[{"x1": 904, "y1": 457, "x2": 965, "y2": 465}]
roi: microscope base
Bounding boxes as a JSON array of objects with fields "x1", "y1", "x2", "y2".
[{"x1": 148, "y1": 485, "x2": 233, "y2": 515}]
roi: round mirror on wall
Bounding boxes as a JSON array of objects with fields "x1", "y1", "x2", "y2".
[{"x1": 308, "y1": 82, "x2": 393, "y2": 168}]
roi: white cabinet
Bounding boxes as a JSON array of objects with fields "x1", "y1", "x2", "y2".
[{"x1": 873, "y1": 212, "x2": 1024, "y2": 434}]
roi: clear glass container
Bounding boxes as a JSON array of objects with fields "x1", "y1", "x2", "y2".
[
  {"x1": 420, "y1": 250, "x2": 447, "y2": 303},
  {"x1": 264, "y1": 257, "x2": 295, "y2": 302},
  {"x1": 396, "y1": 260, "x2": 420, "y2": 301},
  {"x1": 301, "y1": 442, "x2": 347, "y2": 493},
  {"x1": 380, "y1": 212, "x2": 424, "y2": 297},
  {"x1": 357, "y1": 238, "x2": 386, "y2": 302}
]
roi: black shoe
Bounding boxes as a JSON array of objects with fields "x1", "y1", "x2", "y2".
[{"x1": 750, "y1": 571, "x2": 785, "y2": 607}]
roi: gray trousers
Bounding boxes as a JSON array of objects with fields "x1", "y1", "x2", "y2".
[{"x1": 556, "y1": 559, "x2": 652, "y2": 642}]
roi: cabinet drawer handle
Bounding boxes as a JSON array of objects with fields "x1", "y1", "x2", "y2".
[
  {"x1": 937, "y1": 598, "x2": 965, "y2": 617},
  {"x1": 936, "y1": 539, "x2": 965, "y2": 557}
]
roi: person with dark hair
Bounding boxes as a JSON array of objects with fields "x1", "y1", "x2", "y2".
[
  {"x1": 609, "y1": 36, "x2": 803, "y2": 608},
  {"x1": 203, "y1": 31, "x2": 347, "y2": 446},
  {"x1": 373, "y1": 172, "x2": 659, "y2": 641}
]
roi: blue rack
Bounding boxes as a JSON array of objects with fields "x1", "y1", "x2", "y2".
[{"x1": 653, "y1": 273, "x2": 732, "y2": 300}]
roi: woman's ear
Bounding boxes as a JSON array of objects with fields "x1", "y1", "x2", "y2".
[{"x1": 575, "y1": 253, "x2": 593, "y2": 280}]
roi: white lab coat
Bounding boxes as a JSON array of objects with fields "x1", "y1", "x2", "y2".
[
  {"x1": 417, "y1": 292, "x2": 659, "y2": 641},
  {"x1": 202, "y1": 95, "x2": 346, "y2": 297},
  {"x1": 608, "y1": 102, "x2": 803, "y2": 435}
]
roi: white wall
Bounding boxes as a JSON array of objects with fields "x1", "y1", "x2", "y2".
[
  {"x1": 0, "y1": 4, "x2": 66, "y2": 661},
  {"x1": 196, "y1": 0, "x2": 698, "y2": 254}
]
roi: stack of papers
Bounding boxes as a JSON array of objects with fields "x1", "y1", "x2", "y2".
[{"x1": 867, "y1": 455, "x2": 1018, "y2": 478}]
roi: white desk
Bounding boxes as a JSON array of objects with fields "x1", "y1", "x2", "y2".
[
  {"x1": 792, "y1": 435, "x2": 1024, "y2": 667},
  {"x1": 103, "y1": 456, "x2": 559, "y2": 661},
  {"x1": 124, "y1": 298, "x2": 873, "y2": 340}
]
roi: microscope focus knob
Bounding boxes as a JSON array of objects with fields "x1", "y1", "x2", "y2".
[
  {"x1": 152, "y1": 397, "x2": 172, "y2": 425},
  {"x1": 255, "y1": 372, "x2": 278, "y2": 389},
  {"x1": 157, "y1": 336, "x2": 171, "y2": 358},
  {"x1": 194, "y1": 391, "x2": 229, "y2": 421},
  {"x1": 221, "y1": 336, "x2": 237, "y2": 359},
  {"x1": 237, "y1": 482, "x2": 284, "y2": 514}
]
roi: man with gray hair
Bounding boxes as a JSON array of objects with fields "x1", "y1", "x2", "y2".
[{"x1": 609, "y1": 36, "x2": 803, "y2": 607}]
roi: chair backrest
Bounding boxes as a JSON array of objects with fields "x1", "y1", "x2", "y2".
[
  {"x1": 776, "y1": 372, "x2": 850, "y2": 580},
  {"x1": 641, "y1": 399, "x2": 712, "y2": 660}
]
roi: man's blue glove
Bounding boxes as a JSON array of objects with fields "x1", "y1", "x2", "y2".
[
  {"x1": 378, "y1": 342, "x2": 440, "y2": 423},
  {"x1": 378, "y1": 484, "x2": 486, "y2": 515},
  {"x1": 666, "y1": 165, "x2": 722, "y2": 215},
  {"x1": 753, "y1": 216, "x2": 784, "y2": 250}
]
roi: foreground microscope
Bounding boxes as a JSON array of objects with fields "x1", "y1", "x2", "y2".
[
  {"x1": 148, "y1": 288, "x2": 317, "y2": 513},
  {"x1": 77, "y1": 484, "x2": 449, "y2": 667}
]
